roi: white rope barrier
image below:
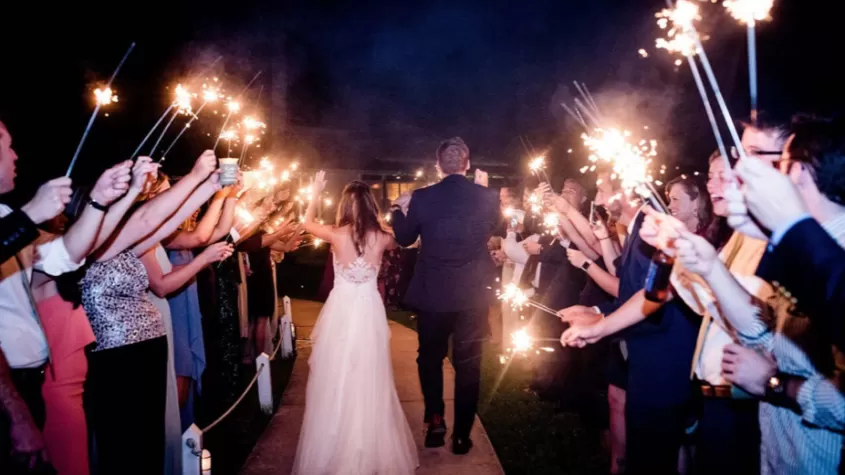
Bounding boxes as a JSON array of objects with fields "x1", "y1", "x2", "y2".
[{"x1": 182, "y1": 296, "x2": 295, "y2": 475}]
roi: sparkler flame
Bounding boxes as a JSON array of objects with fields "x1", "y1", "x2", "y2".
[
  {"x1": 655, "y1": 0, "x2": 701, "y2": 57},
  {"x1": 499, "y1": 283, "x2": 529, "y2": 309},
  {"x1": 290, "y1": 162, "x2": 299, "y2": 171},
  {"x1": 242, "y1": 116, "x2": 266, "y2": 131},
  {"x1": 313, "y1": 238, "x2": 323, "y2": 248},
  {"x1": 259, "y1": 157, "x2": 273, "y2": 170},
  {"x1": 280, "y1": 170, "x2": 291, "y2": 182},
  {"x1": 415, "y1": 169, "x2": 424, "y2": 178},
  {"x1": 723, "y1": 0, "x2": 773, "y2": 25},
  {"x1": 543, "y1": 213, "x2": 560, "y2": 229},
  {"x1": 324, "y1": 198, "x2": 333, "y2": 206},
  {"x1": 220, "y1": 130, "x2": 237, "y2": 142},
  {"x1": 244, "y1": 134, "x2": 256, "y2": 145},
  {"x1": 227, "y1": 101, "x2": 241, "y2": 113},
  {"x1": 94, "y1": 88, "x2": 118, "y2": 106},
  {"x1": 174, "y1": 84, "x2": 193, "y2": 114},
  {"x1": 528, "y1": 156, "x2": 546, "y2": 172},
  {"x1": 511, "y1": 329, "x2": 534, "y2": 353},
  {"x1": 202, "y1": 88, "x2": 220, "y2": 103},
  {"x1": 581, "y1": 128, "x2": 658, "y2": 193}
]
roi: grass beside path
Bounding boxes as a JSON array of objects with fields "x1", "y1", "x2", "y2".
[{"x1": 387, "y1": 308, "x2": 607, "y2": 475}]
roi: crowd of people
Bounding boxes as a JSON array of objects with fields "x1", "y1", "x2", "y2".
[
  {"x1": 0, "y1": 120, "x2": 305, "y2": 475},
  {"x1": 481, "y1": 114, "x2": 845, "y2": 474}
]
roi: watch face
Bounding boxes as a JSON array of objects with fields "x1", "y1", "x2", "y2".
[{"x1": 769, "y1": 376, "x2": 783, "y2": 393}]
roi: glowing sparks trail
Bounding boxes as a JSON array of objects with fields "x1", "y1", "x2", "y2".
[
  {"x1": 220, "y1": 129, "x2": 237, "y2": 157},
  {"x1": 511, "y1": 329, "x2": 534, "y2": 353},
  {"x1": 67, "y1": 42, "x2": 135, "y2": 177},
  {"x1": 161, "y1": 84, "x2": 223, "y2": 161},
  {"x1": 654, "y1": 0, "x2": 740, "y2": 167},
  {"x1": 724, "y1": 0, "x2": 773, "y2": 124},
  {"x1": 498, "y1": 284, "x2": 558, "y2": 317},
  {"x1": 213, "y1": 70, "x2": 262, "y2": 152}
]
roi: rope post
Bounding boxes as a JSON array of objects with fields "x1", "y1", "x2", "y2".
[
  {"x1": 280, "y1": 314, "x2": 293, "y2": 359},
  {"x1": 182, "y1": 424, "x2": 204, "y2": 475},
  {"x1": 256, "y1": 353, "x2": 273, "y2": 414}
]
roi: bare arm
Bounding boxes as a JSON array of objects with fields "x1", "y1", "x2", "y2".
[
  {"x1": 164, "y1": 191, "x2": 226, "y2": 250},
  {"x1": 141, "y1": 242, "x2": 233, "y2": 298},
  {"x1": 98, "y1": 152, "x2": 215, "y2": 261},
  {"x1": 302, "y1": 171, "x2": 335, "y2": 243},
  {"x1": 134, "y1": 180, "x2": 220, "y2": 257},
  {"x1": 586, "y1": 264, "x2": 620, "y2": 297},
  {"x1": 558, "y1": 218, "x2": 600, "y2": 261},
  {"x1": 599, "y1": 237, "x2": 620, "y2": 275},
  {"x1": 209, "y1": 197, "x2": 238, "y2": 242}
]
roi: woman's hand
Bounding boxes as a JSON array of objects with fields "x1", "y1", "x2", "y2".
[
  {"x1": 675, "y1": 231, "x2": 720, "y2": 278},
  {"x1": 200, "y1": 242, "x2": 234, "y2": 265},
  {"x1": 130, "y1": 157, "x2": 159, "y2": 192},
  {"x1": 90, "y1": 160, "x2": 132, "y2": 206},
  {"x1": 313, "y1": 170, "x2": 327, "y2": 194},
  {"x1": 566, "y1": 249, "x2": 590, "y2": 268},
  {"x1": 189, "y1": 150, "x2": 218, "y2": 181},
  {"x1": 522, "y1": 240, "x2": 543, "y2": 256},
  {"x1": 591, "y1": 219, "x2": 610, "y2": 240},
  {"x1": 560, "y1": 320, "x2": 607, "y2": 348}
]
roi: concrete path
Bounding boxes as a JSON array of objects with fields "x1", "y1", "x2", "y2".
[{"x1": 240, "y1": 299, "x2": 505, "y2": 475}]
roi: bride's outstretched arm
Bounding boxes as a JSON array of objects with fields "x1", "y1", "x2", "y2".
[{"x1": 302, "y1": 170, "x2": 335, "y2": 243}]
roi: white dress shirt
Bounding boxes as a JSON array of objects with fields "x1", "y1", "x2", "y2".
[{"x1": 0, "y1": 204, "x2": 85, "y2": 368}]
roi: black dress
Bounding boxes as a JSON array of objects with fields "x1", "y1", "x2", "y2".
[{"x1": 245, "y1": 234, "x2": 276, "y2": 319}]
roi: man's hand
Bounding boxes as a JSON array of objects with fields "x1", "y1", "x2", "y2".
[
  {"x1": 91, "y1": 160, "x2": 133, "y2": 206},
  {"x1": 566, "y1": 249, "x2": 589, "y2": 268},
  {"x1": 130, "y1": 157, "x2": 159, "y2": 192},
  {"x1": 522, "y1": 240, "x2": 543, "y2": 256},
  {"x1": 21, "y1": 177, "x2": 73, "y2": 224},
  {"x1": 9, "y1": 416, "x2": 48, "y2": 470},
  {"x1": 474, "y1": 169, "x2": 489, "y2": 187},
  {"x1": 734, "y1": 158, "x2": 809, "y2": 235},
  {"x1": 557, "y1": 305, "x2": 603, "y2": 325},
  {"x1": 591, "y1": 219, "x2": 610, "y2": 240},
  {"x1": 721, "y1": 343, "x2": 777, "y2": 397},
  {"x1": 393, "y1": 192, "x2": 411, "y2": 214},
  {"x1": 190, "y1": 150, "x2": 218, "y2": 180},
  {"x1": 560, "y1": 320, "x2": 607, "y2": 348}
]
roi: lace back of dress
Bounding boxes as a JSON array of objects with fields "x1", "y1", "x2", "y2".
[{"x1": 333, "y1": 253, "x2": 380, "y2": 285}]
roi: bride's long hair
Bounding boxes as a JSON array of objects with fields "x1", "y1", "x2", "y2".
[{"x1": 336, "y1": 181, "x2": 388, "y2": 256}]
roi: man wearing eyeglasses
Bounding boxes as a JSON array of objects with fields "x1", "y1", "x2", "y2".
[{"x1": 731, "y1": 114, "x2": 791, "y2": 166}]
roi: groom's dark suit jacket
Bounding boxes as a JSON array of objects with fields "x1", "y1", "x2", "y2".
[{"x1": 391, "y1": 174, "x2": 501, "y2": 313}]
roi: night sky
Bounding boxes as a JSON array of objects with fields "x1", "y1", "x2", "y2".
[{"x1": 1, "y1": 0, "x2": 843, "y2": 201}]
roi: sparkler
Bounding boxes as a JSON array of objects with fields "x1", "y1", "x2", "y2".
[
  {"x1": 66, "y1": 42, "x2": 135, "y2": 177},
  {"x1": 149, "y1": 85, "x2": 194, "y2": 159},
  {"x1": 160, "y1": 84, "x2": 222, "y2": 161},
  {"x1": 528, "y1": 156, "x2": 551, "y2": 185},
  {"x1": 239, "y1": 116, "x2": 266, "y2": 164},
  {"x1": 724, "y1": 0, "x2": 774, "y2": 124},
  {"x1": 656, "y1": 0, "x2": 747, "y2": 163},
  {"x1": 498, "y1": 284, "x2": 558, "y2": 317},
  {"x1": 220, "y1": 130, "x2": 237, "y2": 157},
  {"x1": 213, "y1": 70, "x2": 263, "y2": 151}
]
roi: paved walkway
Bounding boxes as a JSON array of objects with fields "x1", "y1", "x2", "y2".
[{"x1": 240, "y1": 299, "x2": 504, "y2": 475}]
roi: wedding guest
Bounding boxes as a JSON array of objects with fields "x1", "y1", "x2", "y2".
[
  {"x1": 81, "y1": 152, "x2": 218, "y2": 475},
  {"x1": 0, "y1": 120, "x2": 132, "y2": 473}
]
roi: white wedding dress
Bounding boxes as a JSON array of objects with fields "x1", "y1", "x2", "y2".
[{"x1": 292, "y1": 249, "x2": 419, "y2": 475}]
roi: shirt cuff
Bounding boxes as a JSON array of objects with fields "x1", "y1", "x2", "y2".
[{"x1": 769, "y1": 214, "x2": 812, "y2": 247}]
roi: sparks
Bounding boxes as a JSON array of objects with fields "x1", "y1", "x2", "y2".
[
  {"x1": 242, "y1": 116, "x2": 266, "y2": 131},
  {"x1": 511, "y1": 329, "x2": 534, "y2": 353},
  {"x1": 202, "y1": 88, "x2": 220, "y2": 103},
  {"x1": 638, "y1": 48, "x2": 649, "y2": 58},
  {"x1": 313, "y1": 238, "x2": 323, "y2": 248},
  {"x1": 415, "y1": 169, "x2": 424, "y2": 178},
  {"x1": 543, "y1": 213, "x2": 560, "y2": 229},
  {"x1": 173, "y1": 84, "x2": 193, "y2": 114},
  {"x1": 227, "y1": 101, "x2": 241, "y2": 113},
  {"x1": 324, "y1": 198, "x2": 333, "y2": 207},
  {"x1": 528, "y1": 156, "x2": 546, "y2": 172},
  {"x1": 220, "y1": 130, "x2": 237, "y2": 142},
  {"x1": 260, "y1": 157, "x2": 273, "y2": 170},
  {"x1": 94, "y1": 87, "x2": 118, "y2": 106},
  {"x1": 723, "y1": 0, "x2": 773, "y2": 25},
  {"x1": 384, "y1": 212, "x2": 392, "y2": 222},
  {"x1": 655, "y1": 0, "x2": 701, "y2": 57},
  {"x1": 280, "y1": 170, "x2": 291, "y2": 182},
  {"x1": 581, "y1": 128, "x2": 658, "y2": 194}
]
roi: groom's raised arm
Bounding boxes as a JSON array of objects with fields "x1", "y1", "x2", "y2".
[{"x1": 391, "y1": 195, "x2": 421, "y2": 248}]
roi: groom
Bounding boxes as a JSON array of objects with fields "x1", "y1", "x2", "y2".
[{"x1": 391, "y1": 137, "x2": 500, "y2": 455}]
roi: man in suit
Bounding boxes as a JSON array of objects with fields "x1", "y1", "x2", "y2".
[{"x1": 390, "y1": 137, "x2": 500, "y2": 454}]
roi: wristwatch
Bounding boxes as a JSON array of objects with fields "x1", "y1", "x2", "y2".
[
  {"x1": 581, "y1": 260, "x2": 592, "y2": 271},
  {"x1": 88, "y1": 196, "x2": 109, "y2": 212}
]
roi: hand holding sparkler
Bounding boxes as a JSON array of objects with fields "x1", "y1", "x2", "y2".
[
  {"x1": 189, "y1": 150, "x2": 218, "y2": 181},
  {"x1": 90, "y1": 160, "x2": 133, "y2": 206},
  {"x1": 566, "y1": 249, "x2": 591, "y2": 269},
  {"x1": 732, "y1": 157, "x2": 808, "y2": 236},
  {"x1": 560, "y1": 320, "x2": 607, "y2": 348},
  {"x1": 21, "y1": 178, "x2": 74, "y2": 224},
  {"x1": 557, "y1": 305, "x2": 603, "y2": 326},
  {"x1": 638, "y1": 207, "x2": 686, "y2": 254},
  {"x1": 199, "y1": 242, "x2": 235, "y2": 265},
  {"x1": 591, "y1": 218, "x2": 610, "y2": 241},
  {"x1": 129, "y1": 157, "x2": 159, "y2": 193},
  {"x1": 474, "y1": 169, "x2": 489, "y2": 187}
]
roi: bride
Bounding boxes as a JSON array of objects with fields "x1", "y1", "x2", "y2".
[{"x1": 293, "y1": 171, "x2": 419, "y2": 475}]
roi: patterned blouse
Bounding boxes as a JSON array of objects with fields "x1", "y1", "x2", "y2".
[{"x1": 81, "y1": 249, "x2": 166, "y2": 352}]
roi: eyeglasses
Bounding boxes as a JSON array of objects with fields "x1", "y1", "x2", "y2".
[{"x1": 730, "y1": 146, "x2": 783, "y2": 160}]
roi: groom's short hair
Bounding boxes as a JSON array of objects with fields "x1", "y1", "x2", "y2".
[{"x1": 436, "y1": 137, "x2": 470, "y2": 175}]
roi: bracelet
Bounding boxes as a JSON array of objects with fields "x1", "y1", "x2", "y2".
[{"x1": 88, "y1": 197, "x2": 109, "y2": 212}]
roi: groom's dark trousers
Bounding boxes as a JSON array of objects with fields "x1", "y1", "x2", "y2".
[{"x1": 391, "y1": 174, "x2": 500, "y2": 439}]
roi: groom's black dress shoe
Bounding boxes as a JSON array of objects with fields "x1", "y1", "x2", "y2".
[
  {"x1": 452, "y1": 436, "x2": 473, "y2": 455},
  {"x1": 424, "y1": 415, "x2": 447, "y2": 448}
]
